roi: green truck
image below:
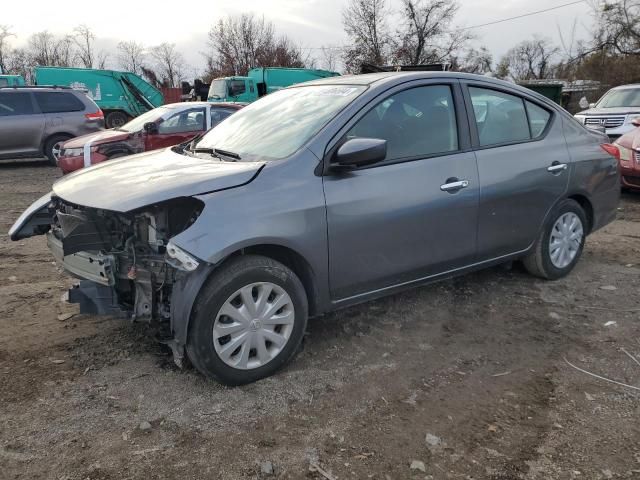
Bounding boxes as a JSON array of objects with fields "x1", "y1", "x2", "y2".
[
  {"x1": 0, "y1": 75, "x2": 26, "y2": 87},
  {"x1": 208, "y1": 67, "x2": 340, "y2": 103},
  {"x1": 1, "y1": 67, "x2": 163, "y2": 128}
]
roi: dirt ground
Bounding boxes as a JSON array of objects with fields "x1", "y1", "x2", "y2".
[{"x1": 1, "y1": 160, "x2": 639, "y2": 480}]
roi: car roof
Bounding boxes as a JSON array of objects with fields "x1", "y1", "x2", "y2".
[
  {"x1": 300, "y1": 71, "x2": 525, "y2": 90},
  {"x1": 162, "y1": 101, "x2": 245, "y2": 110},
  {"x1": 611, "y1": 84, "x2": 640, "y2": 90}
]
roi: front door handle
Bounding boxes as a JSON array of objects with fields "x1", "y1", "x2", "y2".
[
  {"x1": 547, "y1": 162, "x2": 568, "y2": 173},
  {"x1": 440, "y1": 179, "x2": 469, "y2": 192}
]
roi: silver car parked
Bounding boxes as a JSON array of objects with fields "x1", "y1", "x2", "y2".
[
  {"x1": 10, "y1": 72, "x2": 620, "y2": 385},
  {"x1": 0, "y1": 86, "x2": 104, "y2": 164}
]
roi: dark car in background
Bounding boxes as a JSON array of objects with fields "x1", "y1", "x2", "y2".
[
  {"x1": 57, "y1": 102, "x2": 244, "y2": 173},
  {"x1": 0, "y1": 86, "x2": 104, "y2": 164},
  {"x1": 10, "y1": 72, "x2": 620, "y2": 385}
]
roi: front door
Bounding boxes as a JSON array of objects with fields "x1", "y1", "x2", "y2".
[
  {"x1": 146, "y1": 107, "x2": 207, "y2": 150},
  {"x1": 323, "y1": 82, "x2": 479, "y2": 301},
  {"x1": 464, "y1": 84, "x2": 570, "y2": 259}
]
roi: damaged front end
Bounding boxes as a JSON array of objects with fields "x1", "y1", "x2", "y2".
[{"x1": 29, "y1": 195, "x2": 206, "y2": 365}]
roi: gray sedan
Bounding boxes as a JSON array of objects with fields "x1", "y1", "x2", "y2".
[{"x1": 10, "y1": 72, "x2": 620, "y2": 385}]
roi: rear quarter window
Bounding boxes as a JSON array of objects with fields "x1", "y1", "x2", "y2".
[
  {"x1": 525, "y1": 101, "x2": 552, "y2": 138},
  {"x1": 34, "y1": 91, "x2": 85, "y2": 113}
]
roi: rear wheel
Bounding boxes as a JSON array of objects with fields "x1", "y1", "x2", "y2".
[
  {"x1": 44, "y1": 134, "x2": 71, "y2": 166},
  {"x1": 105, "y1": 111, "x2": 128, "y2": 129},
  {"x1": 186, "y1": 255, "x2": 308, "y2": 385},
  {"x1": 523, "y1": 199, "x2": 587, "y2": 280}
]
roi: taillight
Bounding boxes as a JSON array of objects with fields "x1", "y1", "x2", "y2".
[
  {"x1": 601, "y1": 143, "x2": 620, "y2": 160},
  {"x1": 85, "y1": 110, "x2": 104, "y2": 120}
]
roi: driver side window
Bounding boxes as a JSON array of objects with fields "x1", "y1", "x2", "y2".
[{"x1": 346, "y1": 85, "x2": 458, "y2": 162}]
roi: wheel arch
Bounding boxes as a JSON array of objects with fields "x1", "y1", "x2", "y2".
[
  {"x1": 566, "y1": 192, "x2": 594, "y2": 234},
  {"x1": 40, "y1": 132, "x2": 74, "y2": 155},
  {"x1": 170, "y1": 242, "x2": 319, "y2": 352}
]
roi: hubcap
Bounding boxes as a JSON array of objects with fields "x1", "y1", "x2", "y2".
[
  {"x1": 213, "y1": 282, "x2": 295, "y2": 370},
  {"x1": 549, "y1": 212, "x2": 583, "y2": 269},
  {"x1": 52, "y1": 142, "x2": 63, "y2": 162}
]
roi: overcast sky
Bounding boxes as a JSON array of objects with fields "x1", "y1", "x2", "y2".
[{"x1": 2, "y1": 0, "x2": 594, "y2": 76}]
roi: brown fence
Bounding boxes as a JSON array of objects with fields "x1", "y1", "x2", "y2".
[{"x1": 160, "y1": 87, "x2": 183, "y2": 105}]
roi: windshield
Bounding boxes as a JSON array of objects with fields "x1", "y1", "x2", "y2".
[
  {"x1": 119, "y1": 107, "x2": 169, "y2": 132},
  {"x1": 209, "y1": 80, "x2": 227, "y2": 99},
  {"x1": 596, "y1": 88, "x2": 640, "y2": 108},
  {"x1": 196, "y1": 85, "x2": 366, "y2": 160}
]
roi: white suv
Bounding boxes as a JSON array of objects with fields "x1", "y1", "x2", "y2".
[{"x1": 574, "y1": 84, "x2": 640, "y2": 139}]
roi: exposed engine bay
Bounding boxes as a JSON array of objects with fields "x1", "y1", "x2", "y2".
[{"x1": 46, "y1": 196, "x2": 204, "y2": 325}]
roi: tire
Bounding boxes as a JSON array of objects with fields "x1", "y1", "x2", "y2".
[
  {"x1": 105, "y1": 111, "x2": 128, "y2": 129},
  {"x1": 186, "y1": 255, "x2": 308, "y2": 385},
  {"x1": 522, "y1": 199, "x2": 587, "y2": 280},
  {"x1": 44, "y1": 134, "x2": 71, "y2": 166}
]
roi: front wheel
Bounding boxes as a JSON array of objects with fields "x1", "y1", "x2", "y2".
[
  {"x1": 186, "y1": 255, "x2": 308, "y2": 385},
  {"x1": 523, "y1": 199, "x2": 587, "y2": 280},
  {"x1": 44, "y1": 134, "x2": 71, "y2": 166}
]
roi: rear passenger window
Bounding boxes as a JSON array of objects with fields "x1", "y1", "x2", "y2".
[
  {"x1": 210, "y1": 108, "x2": 233, "y2": 128},
  {"x1": 346, "y1": 85, "x2": 458, "y2": 162},
  {"x1": 34, "y1": 92, "x2": 85, "y2": 113},
  {"x1": 526, "y1": 101, "x2": 551, "y2": 138},
  {"x1": 0, "y1": 92, "x2": 34, "y2": 116},
  {"x1": 470, "y1": 87, "x2": 530, "y2": 146}
]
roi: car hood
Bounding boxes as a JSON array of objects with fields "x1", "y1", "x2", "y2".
[
  {"x1": 615, "y1": 128, "x2": 640, "y2": 149},
  {"x1": 53, "y1": 148, "x2": 265, "y2": 212},
  {"x1": 62, "y1": 129, "x2": 133, "y2": 148},
  {"x1": 576, "y1": 107, "x2": 640, "y2": 116}
]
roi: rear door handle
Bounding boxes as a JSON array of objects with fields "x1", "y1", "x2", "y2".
[
  {"x1": 547, "y1": 162, "x2": 568, "y2": 173},
  {"x1": 440, "y1": 179, "x2": 469, "y2": 192}
]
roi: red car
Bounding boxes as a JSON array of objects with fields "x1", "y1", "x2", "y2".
[
  {"x1": 614, "y1": 118, "x2": 640, "y2": 191},
  {"x1": 57, "y1": 102, "x2": 244, "y2": 174}
]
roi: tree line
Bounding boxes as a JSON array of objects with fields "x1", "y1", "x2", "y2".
[{"x1": 0, "y1": 1, "x2": 639, "y2": 89}]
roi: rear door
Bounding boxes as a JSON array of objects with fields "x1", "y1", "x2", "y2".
[
  {"x1": 147, "y1": 107, "x2": 206, "y2": 150},
  {"x1": 33, "y1": 91, "x2": 86, "y2": 137},
  {"x1": 0, "y1": 91, "x2": 43, "y2": 157},
  {"x1": 323, "y1": 81, "x2": 479, "y2": 301},
  {"x1": 463, "y1": 83, "x2": 569, "y2": 260}
]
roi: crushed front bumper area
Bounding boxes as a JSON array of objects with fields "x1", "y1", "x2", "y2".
[{"x1": 48, "y1": 232, "x2": 116, "y2": 286}]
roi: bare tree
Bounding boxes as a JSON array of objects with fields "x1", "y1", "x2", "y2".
[
  {"x1": 342, "y1": 0, "x2": 390, "y2": 72},
  {"x1": 150, "y1": 42, "x2": 184, "y2": 87},
  {"x1": 27, "y1": 31, "x2": 75, "y2": 67},
  {"x1": 451, "y1": 46, "x2": 492, "y2": 74},
  {"x1": 117, "y1": 41, "x2": 146, "y2": 75},
  {"x1": 5, "y1": 48, "x2": 29, "y2": 79},
  {"x1": 72, "y1": 24, "x2": 95, "y2": 68},
  {"x1": 319, "y1": 45, "x2": 340, "y2": 71},
  {"x1": 590, "y1": 0, "x2": 640, "y2": 55},
  {"x1": 206, "y1": 14, "x2": 304, "y2": 77},
  {"x1": 393, "y1": 0, "x2": 470, "y2": 65},
  {"x1": 497, "y1": 37, "x2": 559, "y2": 81},
  {"x1": 0, "y1": 25, "x2": 15, "y2": 74}
]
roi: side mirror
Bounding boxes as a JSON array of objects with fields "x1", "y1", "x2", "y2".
[
  {"x1": 143, "y1": 122, "x2": 158, "y2": 134},
  {"x1": 332, "y1": 138, "x2": 387, "y2": 169},
  {"x1": 589, "y1": 102, "x2": 596, "y2": 109}
]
